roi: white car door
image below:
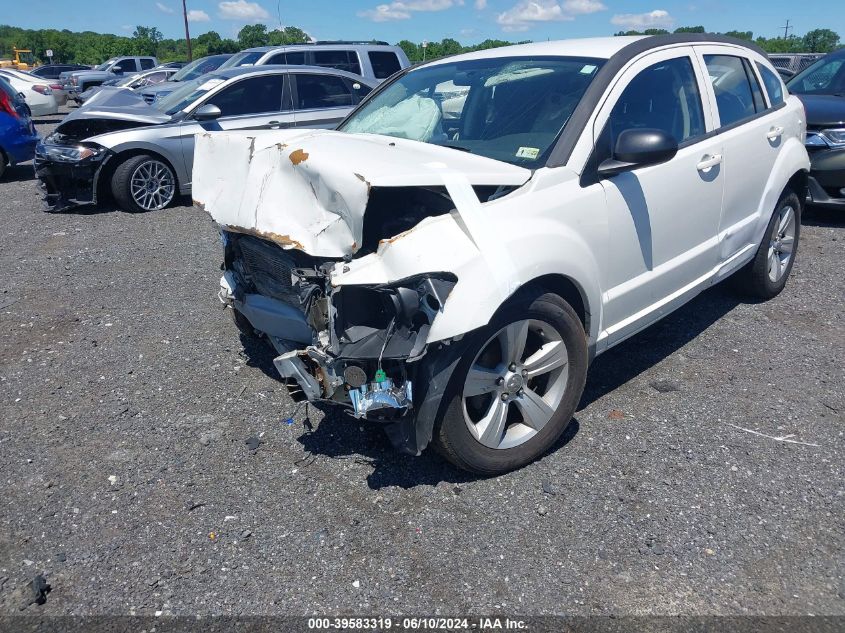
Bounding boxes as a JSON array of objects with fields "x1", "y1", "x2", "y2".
[
  {"x1": 694, "y1": 47, "x2": 792, "y2": 274},
  {"x1": 589, "y1": 47, "x2": 724, "y2": 345}
]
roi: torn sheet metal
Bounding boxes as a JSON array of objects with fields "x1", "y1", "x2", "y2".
[{"x1": 192, "y1": 129, "x2": 532, "y2": 258}]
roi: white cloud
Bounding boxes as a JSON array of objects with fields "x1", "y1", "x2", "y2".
[
  {"x1": 218, "y1": 0, "x2": 271, "y2": 21},
  {"x1": 187, "y1": 9, "x2": 211, "y2": 22},
  {"x1": 475, "y1": 0, "x2": 488, "y2": 8},
  {"x1": 496, "y1": 1, "x2": 572, "y2": 32},
  {"x1": 562, "y1": 0, "x2": 605, "y2": 14},
  {"x1": 358, "y1": 0, "x2": 461, "y2": 22},
  {"x1": 155, "y1": 2, "x2": 174, "y2": 13},
  {"x1": 610, "y1": 9, "x2": 674, "y2": 30}
]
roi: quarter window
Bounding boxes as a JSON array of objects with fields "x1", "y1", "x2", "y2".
[
  {"x1": 295, "y1": 74, "x2": 354, "y2": 109},
  {"x1": 608, "y1": 56, "x2": 706, "y2": 149},
  {"x1": 368, "y1": 51, "x2": 401, "y2": 79},
  {"x1": 704, "y1": 55, "x2": 761, "y2": 127},
  {"x1": 206, "y1": 75, "x2": 283, "y2": 117},
  {"x1": 756, "y1": 63, "x2": 784, "y2": 106}
]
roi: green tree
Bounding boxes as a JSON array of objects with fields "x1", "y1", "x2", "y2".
[
  {"x1": 267, "y1": 26, "x2": 310, "y2": 46},
  {"x1": 237, "y1": 24, "x2": 268, "y2": 49},
  {"x1": 674, "y1": 26, "x2": 705, "y2": 33},
  {"x1": 397, "y1": 39, "x2": 420, "y2": 62},
  {"x1": 132, "y1": 26, "x2": 163, "y2": 56},
  {"x1": 802, "y1": 28, "x2": 840, "y2": 53},
  {"x1": 723, "y1": 30, "x2": 753, "y2": 41}
]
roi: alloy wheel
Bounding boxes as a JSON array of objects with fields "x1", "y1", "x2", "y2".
[
  {"x1": 129, "y1": 159, "x2": 175, "y2": 211},
  {"x1": 462, "y1": 319, "x2": 569, "y2": 450},
  {"x1": 768, "y1": 204, "x2": 796, "y2": 283}
]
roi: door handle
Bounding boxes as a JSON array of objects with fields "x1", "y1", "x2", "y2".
[
  {"x1": 766, "y1": 126, "x2": 784, "y2": 141},
  {"x1": 696, "y1": 153, "x2": 722, "y2": 171}
]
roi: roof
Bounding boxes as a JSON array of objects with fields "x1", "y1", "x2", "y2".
[
  {"x1": 210, "y1": 64, "x2": 378, "y2": 85},
  {"x1": 425, "y1": 33, "x2": 769, "y2": 68},
  {"x1": 427, "y1": 37, "x2": 646, "y2": 66},
  {"x1": 243, "y1": 42, "x2": 401, "y2": 53}
]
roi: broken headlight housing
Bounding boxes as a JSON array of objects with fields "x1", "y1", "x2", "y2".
[{"x1": 38, "y1": 141, "x2": 107, "y2": 163}]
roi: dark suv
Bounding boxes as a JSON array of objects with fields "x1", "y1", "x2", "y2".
[{"x1": 787, "y1": 48, "x2": 845, "y2": 210}]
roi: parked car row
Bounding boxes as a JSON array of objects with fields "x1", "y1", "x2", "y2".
[{"x1": 0, "y1": 76, "x2": 39, "y2": 179}]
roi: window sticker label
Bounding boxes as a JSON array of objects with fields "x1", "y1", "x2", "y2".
[
  {"x1": 516, "y1": 146, "x2": 540, "y2": 159},
  {"x1": 580, "y1": 64, "x2": 597, "y2": 74}
]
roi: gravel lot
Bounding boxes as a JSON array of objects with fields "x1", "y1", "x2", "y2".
[{"x1": 1, "y1": 107, "x2": 843, "y2": 618}]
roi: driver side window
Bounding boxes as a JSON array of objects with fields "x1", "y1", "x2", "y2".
[
  {"x1": 205, "y1": 75, "x2": 283, "y2": 117},
  {"x1": 607, "y1": 56, "x2": 706, "y2": 154}
]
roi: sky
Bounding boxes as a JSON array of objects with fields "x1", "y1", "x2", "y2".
[{"x1": 3, "y1": 0, "x2": 842, "y2": 44}]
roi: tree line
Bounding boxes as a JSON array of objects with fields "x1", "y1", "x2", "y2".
[{"x1": 0, "y1": 22, "x2": 840, "y2": 67}]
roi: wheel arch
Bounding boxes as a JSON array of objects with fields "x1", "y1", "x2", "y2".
[{"x1": 97, "y1": 147, "x2": 181, "y2": 201}]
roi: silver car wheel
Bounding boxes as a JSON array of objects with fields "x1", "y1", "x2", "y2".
[
  {"x1": 462, "y1": 319, "x2": 569, "y2": 450},
  {"x1": 129, "y1": 159, "x2": 175, "y2": 211},
  {"x1": 768, "y1": 204, "x2": 796, "y2": 283}
]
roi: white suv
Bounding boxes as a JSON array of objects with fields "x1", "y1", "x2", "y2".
[{"x1": 194, "y1": 35, "x2": 810, "y2": 474}]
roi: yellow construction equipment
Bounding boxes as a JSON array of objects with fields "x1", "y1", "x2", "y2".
[{"x1": 0, "y1": 47, "x2": 37, "y2": 71}]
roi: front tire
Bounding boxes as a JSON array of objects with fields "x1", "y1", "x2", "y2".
[
  {"x1": 111, "y1": 154, "x2": 177, "y2": 213},
  {"x1": 433, "y1": 292, "x2": 588, "y2": 475},
  {"x1": 734, "y1": 189, "x2": 801, "y2": 299}
]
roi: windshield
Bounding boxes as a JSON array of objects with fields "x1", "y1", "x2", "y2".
[
  {"x1": 95, "y1": 58, "x2": 117, "y2": 71},
  {"x1": 787, "y1": 54, "x2": 845, "y2": 95},
  {"x1": 171, "y1": 56, "x2": 221, "y2": 82},
  {"x1": 340, "y1": 56, "x2": 604, "y2": 167},
  {"x1": 153, "y1": 74, "x2": 225, "y2": 115},
  {"x1": 218, "y1": 51, "x2": 264, "y2": 70}
]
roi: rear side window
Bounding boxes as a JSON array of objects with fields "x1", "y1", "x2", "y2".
[
  {"x1": 140, "y1": 58, "x2": 156, "y2": 70},
  {"x1": 113, "y1": 59, "x2": 137, "y2": 73},
  {"x1": 207, "y1": 75, "x2": 283, "y2": 116},
  {"x1": 268, "y1": 52, "x2": 306, "y2": 65},
  {"x1": 368, "y1": 51, "x2": 401, "y2": 79},
  {"x1": 756, "y1": 63, "x2": 784, "y2": 106},
  {"x1": 313, "y1": 50, "x2": 361, "y2": 75},
  {"x1": 608, "y1": 56, "x2": 706, "y2": 147},
  {"x1": 295, "y1": 73, "x2": 354, "y2": 109},
  {"x1": 704, "y1": 55, "x2": 761, "y2": 127}
]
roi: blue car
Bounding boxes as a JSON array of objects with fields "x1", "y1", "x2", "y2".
[{"x1": 0, "y1": 76, "x2": 39, "y2": 179}]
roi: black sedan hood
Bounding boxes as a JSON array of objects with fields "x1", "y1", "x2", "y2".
[{"x1": 795, "y1": 94, "x2": 845, "y2": 128}]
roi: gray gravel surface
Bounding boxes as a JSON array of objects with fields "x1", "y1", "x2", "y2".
[{"x1": 1, "y1": 107, "x2": 843, "y2": 617}]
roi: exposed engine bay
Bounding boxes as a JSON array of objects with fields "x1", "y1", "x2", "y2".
[{"x1": 195, "y1": 128, "x2": 533, "y2": 454}]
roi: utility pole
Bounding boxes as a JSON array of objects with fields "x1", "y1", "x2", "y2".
[
  {"x1": 182, "y1": 0, "x2": 193, "y2": 61},
  {"x1": 781, "y1": 19, "x2": 792, "y2": 39}
]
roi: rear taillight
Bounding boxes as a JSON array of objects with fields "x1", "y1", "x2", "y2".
[
  {"x1": 49, "y1": 83, "x2": 62, "y2": 91},
  {"x1": 71, "y1": 77, "x2": 78, "y2": 85},
  {"x1": 32, "y1": 85, "x2": 53, "y2": 95},
  {"x1": 0, "y1": 90, "x2": 19, "y2": 118}
]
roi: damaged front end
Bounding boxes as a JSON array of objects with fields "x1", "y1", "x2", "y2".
[
  {"x1": 197, "y1": 129, "x2": 531, "y2": 455},
  {"x1": 219, "y1": 228, "x2": 459, "y2": 452},
  {"x1": 34, "y1": 110, "x2": 156, "y2": 211}
]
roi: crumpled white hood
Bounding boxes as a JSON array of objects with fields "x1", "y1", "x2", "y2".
[{"x1": 192, "y1": 129, "x2": 532, "y2": 257}]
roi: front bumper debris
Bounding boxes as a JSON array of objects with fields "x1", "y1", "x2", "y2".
[
  {"x1": 218, "y1": 230, "x2": 462, "y2": 454},
  {"x1": 33, "y1": 142, "x2": 109, "y2": 212}
]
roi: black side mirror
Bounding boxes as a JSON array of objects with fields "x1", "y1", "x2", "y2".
[
  {"x1": 193, "y1": 103, "x2": 222, "y2": 121},
  {"x1": 598, "y1": 128, "x2": 678, "y2": 177}
]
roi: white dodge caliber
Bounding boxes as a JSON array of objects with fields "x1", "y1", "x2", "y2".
[{"x1": 194, "y1": 35, "x2": 810, "y2": 474}]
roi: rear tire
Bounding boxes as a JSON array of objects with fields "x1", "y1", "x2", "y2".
[
  {"x1": 733, "y1": 189, "x2": 801, "y2": 299},
  {"x1": 0, "y1": 150, "x2": 7, "y2": 180},
  {"x1": 111, "y1": 154, "x2": 177, "y2": 213},
  {"x1": 433, "y1": 291, "x2": 588, "y2": 475}
]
